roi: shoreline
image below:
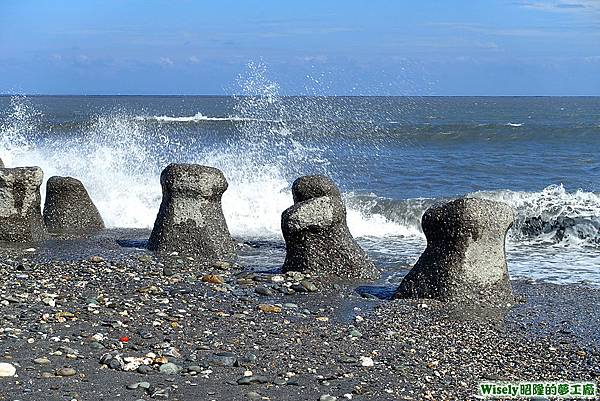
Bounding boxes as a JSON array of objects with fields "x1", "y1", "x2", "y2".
[{"x1": 0, "y1": 232, "x2": 598, "y2": 400}]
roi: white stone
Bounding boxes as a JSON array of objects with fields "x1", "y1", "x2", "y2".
[
  {"x1": 359, "y1": 356, "x2": 374, "y2": 367},
  {"x1": 0, "y1": 362, "x2": 16, "y2": 377}
]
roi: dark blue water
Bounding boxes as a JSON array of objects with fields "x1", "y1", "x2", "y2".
[{"x1": 1, "y1": 94, "x2": 599, "y2": 285}]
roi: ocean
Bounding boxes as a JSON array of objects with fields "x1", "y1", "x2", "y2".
[{"x1": 1, "y1": 91, "x2": 599, "y2": 288}]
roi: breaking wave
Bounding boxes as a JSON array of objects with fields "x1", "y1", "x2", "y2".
[
  {"x1": 474, "y1": 185, "x2": 600, "y2": 248},
  {"x1": 0, "y1": 66, "x2": 403, "y2": 239},
  {"x1": 135, "y1": 112, "x2": 282, "y2": 124},
  {"x1": 346, "y1": 185, "x2": 600, "y2": 249},
  {"x1": 1, "y1": 97, "x2": 599, "y2": 251}
]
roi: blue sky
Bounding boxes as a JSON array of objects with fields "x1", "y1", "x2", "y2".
[{"x1": 0, "y1": 0, "x2": 599, "y2": 95}]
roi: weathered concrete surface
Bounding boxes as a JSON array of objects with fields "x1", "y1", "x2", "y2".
[
  {"x1": 282, "y1": 175, "x2": 379, "y2": 280},
  {"x1": 43, "y1": 176, "x2": 105, "y2": 234},
  {"x1": 0, "y1": 167, "x2": 46, "y2": 242},
  {"x1": 395, "y1": 197, "x2": 515, "y2": 305},
  {"x1": 148, "y1": 164, "x2": 236, "y2": 260},
  {"x1": 291, "y1": 175, "x2": 342, "y2": 203}
]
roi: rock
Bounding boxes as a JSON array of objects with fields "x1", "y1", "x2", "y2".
[
  {"x1": 395, "y1": 198, "x2": 515, "y2": 304},
  {"x1": 56, "y1": 367, "x2": 77, "y2": 377},
  {"x1": 281, "y1": 175, "x2": 379, "y2": 280},
  {"x1": 148, "y1": 386, "x2": 170, "y2": 399},
  {"x1": 33, "y1": 357, "x2": 51, "y2": 365},
  {"x1": 0, "y1": 157, "x2": 3, "y2": 168},
  {"x1": 99, "y1": 353, "x2": 113, "y2": 365},
  {"x1": 43, "y1": 176, "x2": 105, "y2": 234},
  {"x1": 290, "y1": 284, "x2": 308, "y2": 293},
  {"x1": 255, "y1": 286, "x2": 273, "y2": 296},
  {"x1": 212, "y1": 260, "x2": 231, "y2": 270},
  {"x1": 187, "y1": 365, "x2": 203, "y2": 373},
  {"x1": 159, "y1": 362, "x2": 181, "y2": 375},
  {"x1": 206, "y1": 353, "x2": 236, "y2": 367},
  {"x1": 300, "y1": 280, "x2": 318, "y2": 292},
  {"x1": 138, "y1": 254, "x2": 153, "y2": 263},
  {"x1": 201, "y1": 274, "x2": 224, "y2": 285},
  {"x1": 320, "y1": 395, "x2": 337, "y2": 401},
  {"x1": 237, "y1": 376, "x2": 255, "y2": 385},
  {"x1": 349, "y1": 329, "x2": 362, "y2": 338},
  {"x1": 137, "y1": 365, "x2": 152, "y2": 374},
  {"x1": 258, "y1": 304, "x2": 281, "y2": 313},
  {"x1": 0, "y1": 167, "x2": 46, "y2": 242},
  {"x1": 148, "y1": 164, "x2": 236, "y2": 260},
  {"x1": 246, "y1": 391, "x2": 262, "y2": 400},
  {"x1": 0, "y1": 362, "x2": 16, "y2": 377},
  {"x1": 108, "y1": 356, "x2": 125, "y2": 370},
  {"x1": 128, "y1": 381, "x2": 151, "y2": 390},
  {"x1": 236, "y1": 353, "x2": 257, "y2": 366},
  {"x1": 360, "y1": 356, "x2": 374, "y2": 367},
  {"x1": 338, "y1": 356, "x2": 357, "y2": 364},
  {"x1": 237, "y1": 375, "x2": 269, "y2": 385},
  {"x1": 90, "y1": 342, "x2": 104, "y2": 350}
]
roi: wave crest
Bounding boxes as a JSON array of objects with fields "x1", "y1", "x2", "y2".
[{"x1": 135, "y1": 112, "x2": 282, "y2": 124}]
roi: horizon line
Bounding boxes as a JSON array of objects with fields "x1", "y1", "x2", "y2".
[{"x1": 1, "y1": 94, "x2": 599, "y2": 98}]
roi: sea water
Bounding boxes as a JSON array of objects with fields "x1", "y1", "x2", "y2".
[{"x1": 1, "y1": 69, "x2": 599, "y2": 286}]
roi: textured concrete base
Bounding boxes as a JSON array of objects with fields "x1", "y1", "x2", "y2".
[
  {"x1": 43, "y1": 176, "x2": 105, "y2": 234},
  {"x1": 148, "y1": 164, "x2": 236, "y2": 260},
  {"x1": 0, "y1": 167, "x2": 46, "y2": 242},
  {"x1": 396, "y1": 197, "x2": 515, "y2": 305},
  {"x1": 282, "y1": 175, "x2": 379, "y2": 280}
]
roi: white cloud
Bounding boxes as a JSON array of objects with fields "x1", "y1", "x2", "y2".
[
  {"x1": 188, "y1": 56, "x2": 200, "y2": 64},
  {"x1": 159, "y1": 57, "x2": 174, "y2": 66},
  {"x1": 298, "y1": 55, "x2": 328, "y2": 63},
  {"x1": 516, "y1": 1, "x2": 600, "y2": 13},
  {"x1": 429, "y1": 21, "x2": 594, "y2": 38}
]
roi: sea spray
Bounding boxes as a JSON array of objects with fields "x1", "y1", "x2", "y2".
[
  {"x1": 0, "y1": 95, "x2": 40, "y2": 166},
  {"x1": 2, "y1": 92, "x2": 599, "y2": 251},
  {"x1": 0, "y1": 64, "x2": 404, "y2": 237}
]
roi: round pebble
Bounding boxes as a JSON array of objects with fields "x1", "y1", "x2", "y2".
[
  {"x1": 0, "y1": 362, "x2": 16, "y2": 377},
  {"x1": 159, "y1": 362, "x2": 181, "y2": 375},
  {"x1": 56, "y1": 367, "x2": 77, "y2": 377}
]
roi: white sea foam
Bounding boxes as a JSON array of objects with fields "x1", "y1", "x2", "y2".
[
  {"x1": 506, "y1": 122, "x2": 523, "y2": 127},
  {"x1": 135, "y1": 112, "x2": 282, "y2": 124},
  {"x1": 472, "y1": 184, "x2": 600, "y2": 247}
]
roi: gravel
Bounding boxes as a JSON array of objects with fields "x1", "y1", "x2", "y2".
[{"x1": 0, "y1": 229, "x2": 598, "y2": 400}]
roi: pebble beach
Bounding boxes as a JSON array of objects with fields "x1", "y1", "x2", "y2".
[{"x1": 0, "y1": 230, "x2": 598, "y2": 401}]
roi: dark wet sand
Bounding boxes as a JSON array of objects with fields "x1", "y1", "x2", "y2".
[{"x1": 0, "y1": 230, "x2": 598, "y2": 401}]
